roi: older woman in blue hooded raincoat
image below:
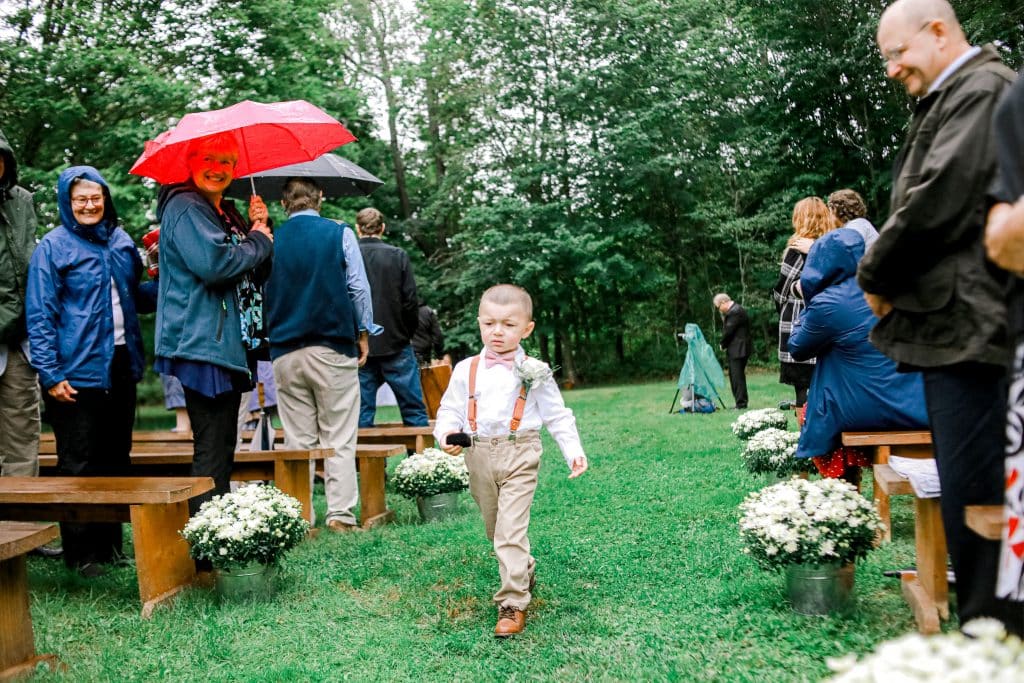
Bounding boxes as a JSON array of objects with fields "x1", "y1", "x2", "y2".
[
  {"x1": 25, "y1": 166, "x2": 147, "y2": 575},
  {"x1": 788, "y1": 228, "x2": 928, "y2": 474}
]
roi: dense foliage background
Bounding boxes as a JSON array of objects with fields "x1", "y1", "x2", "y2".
[{"x1": 3, "y1": 0, "x2": 1023, "y2": 389}]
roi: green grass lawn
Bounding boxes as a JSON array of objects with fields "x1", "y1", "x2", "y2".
[{"x1": 26, "y1": 372, "x2": 927, "y2": 682}]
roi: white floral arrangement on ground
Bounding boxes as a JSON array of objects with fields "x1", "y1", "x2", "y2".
[
  {"x1": 181, "y1": 484, "x2": 309, "y2": 569},
  {"x1": 515, "y1": 356, "x2": 554, "y2": 389},
  {"x1": 739, "y1": 477, "x2": 884, "y2": 571},
  {"x1": 825, "y1": 618, "x2": 1024, "y2": 681},
  {"x1": 392, "y1": 447, "x2": 470, "y2": 499},
  {"x1": 741, "y1": 427, "x2": 810, "y2": 477},
  {"x1": 731, "y1": 408, "x2": 788, "y2": 440}
]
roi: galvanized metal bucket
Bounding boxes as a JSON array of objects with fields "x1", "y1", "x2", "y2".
[
  {"x1": 416, "y1": 491, "x2": 461, "y2": 522},
  {"x1": 784, "y1": 562, "x2": 855, "y2": 616},
  {"x1": 215, "y1": 562, "x2": 277, "y2": 601}
]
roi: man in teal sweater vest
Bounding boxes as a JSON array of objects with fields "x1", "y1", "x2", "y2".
[{"x1": 264, "y1": 178, "x2": 381, "y2": 532}]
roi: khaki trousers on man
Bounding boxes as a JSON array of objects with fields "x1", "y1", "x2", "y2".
[
  {"x1": 0, "y1": 346, "x2": 40, "y2": 476},
  {"x1": 273, "y1": 346, "x2": 360, "y2": 526},
  {"x1": 464, "y1": 431, "x2": 541, "y2": 610}
]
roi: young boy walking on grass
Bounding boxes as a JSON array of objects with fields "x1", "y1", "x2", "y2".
[{"x1": 435, "y1": 284, "x2": 588, "y2": 637}]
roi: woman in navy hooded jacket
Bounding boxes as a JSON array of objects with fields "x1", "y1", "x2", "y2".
[
  {"x1": 788, "y1": 227, "x2": 928, "y2": 480},
  {"x1": 26, "y1": 166, "x2": 147, "y2": 573}
]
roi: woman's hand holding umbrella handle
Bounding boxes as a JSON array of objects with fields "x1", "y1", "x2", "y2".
[{"x1": 248, "y1": 195, "x2": 268, "y2": 223}]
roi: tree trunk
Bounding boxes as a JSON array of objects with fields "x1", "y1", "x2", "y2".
[
  {"x1": 615, "y1": 303, "x2": 625, "y2": 363},
  {"x1": 559, "y1": 327, "x2": 579, "y2": 389}
]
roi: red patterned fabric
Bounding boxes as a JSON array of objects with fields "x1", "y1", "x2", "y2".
[{"x1": 811, "y1": 447, "x2": 870, "y2": 478}]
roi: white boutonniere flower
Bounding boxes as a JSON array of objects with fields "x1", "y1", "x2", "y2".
[{"x1": 515, "y1": 356, "x2": 554, "y2": 389}]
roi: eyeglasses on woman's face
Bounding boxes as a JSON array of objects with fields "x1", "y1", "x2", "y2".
[{"x1": 70, "y1": 195, "x2": 104, "y2": 208}]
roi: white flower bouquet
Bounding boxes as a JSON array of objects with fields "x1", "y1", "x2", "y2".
[
  {"x1": 181, "y1": 484, "x2": 309, "y2": 568},
  {"x1": 392, "y1": 447, "x2": 470, "y2": 499},
  {"x1": 739, "y1": 478, "x2": 884, "y2": 571},
  {"x1": 515, "y1": 356, "x2": 554, "y2": 389},
  {"x1": 731, "y1": 408, "x2": 788, "y2": 440},
  {"x1": 741, "y1": 428, "x2": 810, "y2": 477},
  {"x1": 826, "y1": 618, "x2": 1024, "y2": 681}
]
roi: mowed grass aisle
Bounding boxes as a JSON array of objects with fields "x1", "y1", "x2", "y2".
[{"x1": 27, "y1": 372, "x2": 923, "y2": 682}]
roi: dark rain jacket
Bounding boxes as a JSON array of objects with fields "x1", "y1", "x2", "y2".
[
  {"x1": 358, "y1": 237, "x2": 419, "y2": 357},
  {"x1": 790, "y1": 229, "x2": 929, "y2": 459},
  {"x1": 411, "y1": 303, "x2": 444, "y2": 362},
  {"x1": 154, "y1": 185, "x2": 273, "y2": 375},
  {"x1": 25, "y1": 167, "x2": 146, "y2": 389},
  {"x1": 990, "y1": 70, "x2": 1024, "y2": 337},
  {"x1": 720, "y1": 303, "x2": 751, "y2": 360},
  {"x1": 857, "y1": 45, "x2": 1015, "y2": 368},
  {"x1": 0, "y1": 129, "x2": 38, "y2": 345}
]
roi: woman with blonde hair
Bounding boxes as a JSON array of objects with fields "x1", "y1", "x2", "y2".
[{"x1": 771, "y1": 196, "x2": 834, "y2": 406}]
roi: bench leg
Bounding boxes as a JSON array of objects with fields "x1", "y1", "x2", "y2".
[
  {"x1": 0, "y1": 555, "x2": 60, "y2": 681},
  {"x1": 274, "y1": 459, "x2": 313, "y2": 525},
  {"x1": 358, "y1": 457, "x2": 394, "y2": 529},
  {"x1": 914, "y1": 497, "x2": 949, "y2": 620},
  {"x1": 130, "y1": 502, "x2": 196, "y2": 619},
  {"x1": 900, "y1": 575, "x2": 942, "y2": 634},
  {"x1": 873, "y1": 446, "x2": 892, "y2": 544}
]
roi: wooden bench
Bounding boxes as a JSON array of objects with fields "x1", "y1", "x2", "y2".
[
  {"x1": 420, "y1": 364, "x2": 452, "y2": 419},
  {"x1": 0, "y1": 477, "x2": 213, "y2": 618},
  {"x1": 357, "y1": 425, "x2": 436, "y2": 453},
  {"x1": 39, "y1": 448, "x2": 328, "y2": 525},
  {"x1": 356, "y1": 444, "x2": 407, "y2": 528},
  {"x1": 842, "y1": 430, "x2": 933, "y2": 542},
  {"x1": 966, "y1": 505, "x2": 1004, "y2": 541},
  {"x1": 0, "y1": 523, "x2": 61, "y2": 681},
  {"x1": 874, "y1": 463, "x2": 948, "y2": 634}
]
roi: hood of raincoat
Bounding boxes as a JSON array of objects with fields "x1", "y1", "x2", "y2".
[
  {"x1": 0, "y1": 128, "x2": 17, "y2": 195},
  {"x1": 56, "y1": 166, "x2": 118, "y2": 244},
  {"x1": 800, "y1": 228, "x2": 865, "y2": 303}
]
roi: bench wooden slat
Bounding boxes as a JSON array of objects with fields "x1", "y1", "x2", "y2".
[
  {"x1": 872, "y1": 464, "x2": 914, "y2": 497},
  {"x1": 0, "y1": 477, "x2": 213, "y2": 505},
  {"x1": 841, "y1": 430, "x2": 932, "y2": 447},
  {"x1": 358, "y1": 425, "x2": 435, "y2": 437},
  {"x1": 0, "y1": 523, "x2": 58, "y2": 563},
  {"x1": 966, "y1": 505, "x2": 1003, "y2": 541}
]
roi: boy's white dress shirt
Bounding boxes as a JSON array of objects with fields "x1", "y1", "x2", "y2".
[{"x1": 434, "y1": 347, "x2": 585, "y2": 467}]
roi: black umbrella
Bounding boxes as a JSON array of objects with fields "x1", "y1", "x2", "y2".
[{"x1": 225, "y1": 152, "x2": 384, "y2": 200}]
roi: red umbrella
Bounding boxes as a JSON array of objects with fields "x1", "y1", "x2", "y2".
[{"x1": 129, "y1": 99, "x2": 356, "y2": 185}]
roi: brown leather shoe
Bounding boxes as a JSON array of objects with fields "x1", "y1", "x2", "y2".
[
  {"x1": 494, "y1": 605, "x2": 526, "y2": 637},
  {"x1": 326, "y1": 520, "x2": 361, "y2": 533}
]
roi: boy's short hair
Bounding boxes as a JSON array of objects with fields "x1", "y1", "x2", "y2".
[
  {"x1": 356, "y1": 207, "x2": 385, "y2": 235},
  {"x1": 480, "y1": 284, "x2": 533, "y2": 319},
  {"x1": 281, "y1": 177, "x2": 322, "y2": 214},
  {"x1": 827, "y1": 189, "x2": 868, "y2": 225}
]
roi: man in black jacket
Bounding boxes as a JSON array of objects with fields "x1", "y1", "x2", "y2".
[
  {"x1": 714, "y1": 293, "x2": 751, "y2": 409},
  {"x1": 860, "y1": 0, "x2": 1021, "y2": 633},
  {"x1": 356, "y1": 208, "x2": 428, "y2": 427}
]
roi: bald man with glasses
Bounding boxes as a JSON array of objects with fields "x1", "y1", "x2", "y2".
[{"x1": 858, "y1": 0, "x2": 1022, "y2": 633}]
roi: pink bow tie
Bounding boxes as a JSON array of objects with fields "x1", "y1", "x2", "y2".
[{"x1": 484, "y1": 350, "x2": 516, "y2": 370}]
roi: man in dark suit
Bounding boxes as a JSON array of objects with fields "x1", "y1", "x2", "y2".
[{"x1": 714, "y1": 293, "x2": 751, "y2": 408}]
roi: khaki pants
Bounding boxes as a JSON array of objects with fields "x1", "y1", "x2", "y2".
[
  {"x1": 464, "y1": 431, "x2": 541, "y2": 610},
  {"x1": 273, "y1": 347, "x2": 360, "y2": 526},
  {"x1": 0, "y1": 346, "x2": 40, "y2": 476}
]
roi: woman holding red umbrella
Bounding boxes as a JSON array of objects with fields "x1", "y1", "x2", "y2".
[{"x1": 153, "y1": 133, "x2": 273, "y2": 522}]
